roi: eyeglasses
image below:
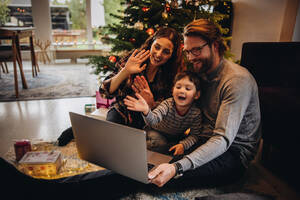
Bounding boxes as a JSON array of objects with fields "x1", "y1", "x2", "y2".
[{"x1": 183, "y1": 43, "x2": 208, "y2": 56}]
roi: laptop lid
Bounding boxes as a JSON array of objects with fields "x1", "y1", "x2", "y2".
[{"x1": 69, "y1": 112, "x2": 171, "y2": 184}]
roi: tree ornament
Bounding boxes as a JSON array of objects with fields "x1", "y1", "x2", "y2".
[
  {"x1": 180, "y1": 43, "x2": 184, "y2": 50},
  {"x1": 109, "y1": 56, "x2": 117, "y2": 63},
  {"x1": 146, "y1": 28, "x2": 155, "y2": 35},
  {"x1": 162, "y1": 11, "x2": 168, "y2": 19},
  {"x1": 165, "y1": 3, "x2": 171, "y2": 12},
  {"x1": 103, "y1": 65, "x2": 108, "y2": 69},
  {"x1": 142, "y1": 7, "x2": 150, "y2": 12},
  {"x1": 129, "y1": 38, "x2": 136, "y2": 43},
  {"x1": 134, "y1": 21, "x2": 144, "y2": 30}
]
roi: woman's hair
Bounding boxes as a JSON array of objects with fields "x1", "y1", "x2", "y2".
[
  {"x1": 139, "y1": 27, "x2": 184, "y2": 84},
  {"x1": 183, "y1": 19, "x2": 227, "y2": 57},
  {"x1": 173, "y1": 70, "x2": 202, "y2": 92},
  {"x1": 115, "y1": 27, "x2": 184, "y2": 100}
]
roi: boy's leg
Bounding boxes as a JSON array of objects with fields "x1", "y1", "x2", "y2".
[{"x1": 146, "y1": 130, "x2": 170, "y2": 154}]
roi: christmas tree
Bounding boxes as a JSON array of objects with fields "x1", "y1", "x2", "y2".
[{"x1": 88, "y1": 0, "x2": 233, "y2": 76}]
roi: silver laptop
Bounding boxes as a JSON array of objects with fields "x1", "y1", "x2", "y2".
[{"x1": 69, "y1": 112, "x2": 173, "y2": 184}]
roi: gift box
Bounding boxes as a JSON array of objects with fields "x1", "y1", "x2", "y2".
[
  {"x1": 19, "y1": 151, "x2": 62, "y2": 176},
  {"x1": 96, "y1": 91, "x2": 115, "y2": 109}
]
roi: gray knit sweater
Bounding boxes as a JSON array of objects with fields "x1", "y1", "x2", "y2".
[
  {"x1": 144, "y1": 98, "x2": 202, "y2": 150},
  {"x1": 177, "y1": 59, "x2": 261, "y2": 172}
]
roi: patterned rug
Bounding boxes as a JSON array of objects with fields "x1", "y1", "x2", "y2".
[{"x1": 0, "y1": 61, "x2": 99, "y2": 101}]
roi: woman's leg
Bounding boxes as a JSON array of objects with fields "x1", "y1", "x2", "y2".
[
  {"x1": 106, "y1": 108, "x2": 126, "y2": 125},
  {"x1": 107, "y1": 108, "x2": 145, "y2": 130},
  {"x1": 57, "y1": 126, "x2": 74, "y2": 146},
  {"x1": 129, "y1": 111, "x2": 145, "y2": 129}
]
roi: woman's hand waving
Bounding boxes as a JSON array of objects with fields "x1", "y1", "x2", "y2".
[
  {"x1": 124, "y1": 49, "x2": 150, "y2": 75},
  {"x1": 132, "y1": 76, "x2": 155, "y2": 109}
]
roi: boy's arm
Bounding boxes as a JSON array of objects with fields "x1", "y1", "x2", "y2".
[
  {"x1": 124, "y1": 93, "x2": 150, "y2": 115},
  {"x1": 143, "y1": 99, "x2": 170, "y2": 126},
  {"x1": 179, "y1": 112, "x2": 202, "y2": 150}
]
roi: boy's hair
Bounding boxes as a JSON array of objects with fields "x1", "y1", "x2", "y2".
[{"x1": 173, "y1": 71, "x2": 202, "y2": 92}]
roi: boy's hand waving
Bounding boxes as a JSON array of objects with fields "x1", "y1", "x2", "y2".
[{"x1": 124, "y1": 93, "x2": 150, "y2": 115}]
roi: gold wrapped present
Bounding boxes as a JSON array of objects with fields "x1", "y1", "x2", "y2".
[{"x1": 19, "y1": 151, "x2": 62, "y2": 176}]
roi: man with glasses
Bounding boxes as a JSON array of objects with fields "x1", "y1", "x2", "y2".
[{"x1": 148, "y1": 19, "x2": 261, "y2": 188}]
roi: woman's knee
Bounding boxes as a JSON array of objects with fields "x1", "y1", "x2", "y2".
[{"x1": 106, "y1": 108, "x2": 125, "y2": 125}]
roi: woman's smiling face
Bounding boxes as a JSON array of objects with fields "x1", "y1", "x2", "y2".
[{"x1": 149, "y1": 37, "x2": 174, "y2": 67}]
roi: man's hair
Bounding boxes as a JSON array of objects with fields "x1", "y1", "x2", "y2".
[
  {"x1": 183, "y1": 19, "x2": 227, "y2": 57},
  {"x1": 173, "y1": 70, "x2": 202, "y2": 92}
]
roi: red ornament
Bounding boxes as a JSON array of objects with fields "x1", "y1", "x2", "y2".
[
  {"x1": 146, "y1": 28, "x2": 155, "y2": 35},
  {"x1": 109, "y1": 56, "x2": 117, "y2": 63},
  {"x1": 166, "y1": 3, "x2": 171, "y2": 12},
  {"x1": 181, "y1": 43, "x2": 184, "y2": 50},
  {"x1": 129, "y1": 38, "x2": 136, "y2": 43},
  {"x1": 142, "y1": 7, "x2": 150, "y2": 12}
]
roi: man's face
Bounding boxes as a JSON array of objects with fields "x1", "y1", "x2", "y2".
[{"x1": 183, "y1": 36, "x2": 214, "y2": 74}]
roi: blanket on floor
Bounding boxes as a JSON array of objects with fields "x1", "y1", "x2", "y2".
[{"x1": 4, "y1": 141, "x2": 278, "y2": 200}]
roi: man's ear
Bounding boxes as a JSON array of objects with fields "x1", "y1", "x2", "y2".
[
  {"x1": 194, "y1": 91, "x2": 201, "y2": 100},
  {"x1": 213, "y1": 41, "x2": 219, "y2": 53}
]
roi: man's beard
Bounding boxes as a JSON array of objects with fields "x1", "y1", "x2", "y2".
[{"x1": 192, "y1": 49, "x2": 214, "y2": 81}]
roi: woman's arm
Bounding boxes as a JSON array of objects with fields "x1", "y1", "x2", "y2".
[{"x1": 109, "y1": 49, "x2": 150, "y2": 94}]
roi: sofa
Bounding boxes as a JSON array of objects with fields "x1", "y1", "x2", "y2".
[{"x1": 240, "y1": 42, "x2": 300, "y2": 191}]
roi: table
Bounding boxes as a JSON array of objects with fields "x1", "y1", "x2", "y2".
[
  {"x1": 0, "y1": 27, "x2": 39, "y2": 77},
  {"x1": 0, "y1": 27, "x2": 40, "y2": 97}
]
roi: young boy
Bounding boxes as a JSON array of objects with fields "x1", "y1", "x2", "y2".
[{"x1": 124, "y1": 71, "x2": 202, "y2": 155}]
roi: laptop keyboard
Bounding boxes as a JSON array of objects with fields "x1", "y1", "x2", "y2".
[{"x1": 147, "y1": 163, "x2": 155, "y2": 171}]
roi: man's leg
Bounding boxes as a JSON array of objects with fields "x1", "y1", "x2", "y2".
[{"x1": 165, "y1": 147, "x2": 246, "y2": 190}]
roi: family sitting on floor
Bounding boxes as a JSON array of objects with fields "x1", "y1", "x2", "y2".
[{"x1": 1, "y1": 19, "x2": 261, "y2": 199}]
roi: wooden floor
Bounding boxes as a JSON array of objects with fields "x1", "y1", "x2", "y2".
[
  {"x1": 0, "y1": 97, "x2": 95, "y2": 157},
  {"x1": 1, "y1": 97, "x2": 300, "y2": 200}
]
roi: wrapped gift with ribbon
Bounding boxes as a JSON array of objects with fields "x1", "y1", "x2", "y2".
[{"x1": 96, "y1": 91, "x2": 115, "y2": 109}]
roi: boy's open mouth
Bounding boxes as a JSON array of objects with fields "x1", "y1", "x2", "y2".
[{"x1": 178, "y1": 96, "x2": 186, "y2": 100}]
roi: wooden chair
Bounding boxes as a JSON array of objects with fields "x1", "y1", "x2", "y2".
[
  {"x1": 20, "y1": 39, "x2": 40, "y2": 76},
  {"x1": 0, "y1": 62, "x2": 9, "y2": 73},
  {"x1": 0, "y1": 31, "x2": 28, "y2": 98}
]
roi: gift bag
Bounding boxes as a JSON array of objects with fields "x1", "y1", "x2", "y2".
[{"x1": 96, "y1": 91, "x2": 116, "y2": 109}]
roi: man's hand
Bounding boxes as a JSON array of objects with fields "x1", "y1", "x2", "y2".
[
  {"x1": 148, "y1": 163, "x2": 176, "y2": 187},
  {"x1": 169, "y1": 144, "x2": 184, "y2": 155},
  {"x1": 132, "y1": 76, "x2": 155, "y2": 109},
  {"x1": 124, "y1": 93, "x2": 149, "y2": 115}
]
